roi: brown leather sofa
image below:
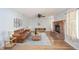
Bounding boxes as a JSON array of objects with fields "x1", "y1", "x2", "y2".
[{"x1": 12, "y1": 28, "x2": 31, "y2": 43}]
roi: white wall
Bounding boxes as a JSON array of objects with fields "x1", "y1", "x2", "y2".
[
  {"x1": 78, "y1": 10, "x2": 79, "y2": 39},
  {"x1": 77, "y1": 9, "x2": 79, "y2": 39},
  {"x1": 64, "y1": 9, "x2": 79, "y2": 49},
  {"x1": 54, "y1": 10, "x2": 67, "y2": 20},
  {"x1": 22, "y1": 16, "x2": 54, "y2": 31},
  {"x1": 0, "y1": 8, "x2": 26, "y2": 48}
]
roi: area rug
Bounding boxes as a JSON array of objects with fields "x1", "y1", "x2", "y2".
[{"x1": 24, "y1": 33, "x2": 51, "y2": 46}]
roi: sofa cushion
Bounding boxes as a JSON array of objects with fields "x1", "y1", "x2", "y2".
[{"x1": 12, "y1": 28, "x2": 31, "y2": 43}]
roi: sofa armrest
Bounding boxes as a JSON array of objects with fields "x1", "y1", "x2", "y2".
[{"x1": 12, "y1": 33, "x2": 21, "y2": 37}]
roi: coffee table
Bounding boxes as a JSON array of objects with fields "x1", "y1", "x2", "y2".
[{"x1": 32, "y1": 35, "x2": 41, "y2": 41}]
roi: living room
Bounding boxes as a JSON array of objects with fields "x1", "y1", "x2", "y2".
[{"x1": 0, "y1": 8, "x2": 79, "y2": 50}]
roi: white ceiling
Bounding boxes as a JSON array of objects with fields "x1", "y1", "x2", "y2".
[{"x1": 12, "y1": 8, "x2": 67, "y2": 18}]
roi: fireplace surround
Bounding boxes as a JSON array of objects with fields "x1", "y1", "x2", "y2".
[
  {"x1": 55, "y1": 24, "x2": 60, "y2": 33},
  {"x1": 52, "y1": 20, "x2": 64, "y2": 39}
]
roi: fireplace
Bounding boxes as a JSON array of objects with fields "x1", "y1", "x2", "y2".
[
  {"x1": 52, "y1": 20, "x2": 64, "y2": 39},
  {"x1": 55, "y1": 24, "x2": 60, "y2": 33}
]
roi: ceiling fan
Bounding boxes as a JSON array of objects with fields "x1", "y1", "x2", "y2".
[{"x1": 37, "y1": 13, "x2": 45, "y2": 18}]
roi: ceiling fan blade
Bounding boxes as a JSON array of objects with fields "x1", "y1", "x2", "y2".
[
  {"x1": 37, "y1": 13, "x2": 45, "y2": 18},
  {"x1": 42, "y1": 16, "x2": 45, "y2": 17}
]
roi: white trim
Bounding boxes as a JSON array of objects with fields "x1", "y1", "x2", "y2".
[
  {"x1": 76, "y1": 9, "x2": 79, "y2": 39},
  {"x1": 65, "y1": 39, "x2": 79, "y2": 50}
]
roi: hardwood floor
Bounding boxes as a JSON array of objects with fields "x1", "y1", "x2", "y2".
[
  {"x1": 47, "y1": 31, "x2": 75, "y2": 50},
  {"x1": 53, "y1": 40, "x2": 75, "y2": 50},
  {"x1": 3, "y1": 31, "x2": 75, "y2": 50}
]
